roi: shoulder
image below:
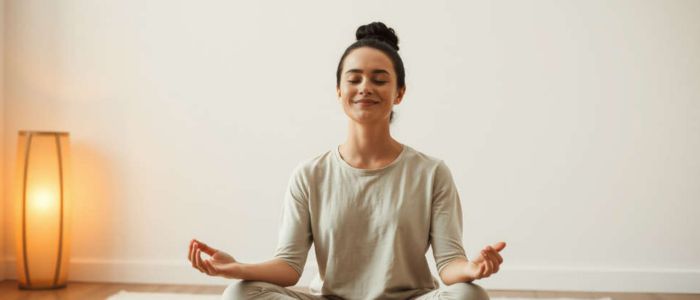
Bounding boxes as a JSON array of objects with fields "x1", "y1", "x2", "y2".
[
  {"x1": 401, "y1": 145, "x2": 458, "y2": 190},
  {"x1": 283, "y1": 149, "x2": 334, "y2": 198},
  {"x1": 288, "y1": 148, "x2": 335, "y2": 179},
  {"x1": 402, "y1": 144, "x2": 450, "y2": 173}
]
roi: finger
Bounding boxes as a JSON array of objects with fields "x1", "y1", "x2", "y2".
[
  {"x1": 188, "y1": 240, "x2": 193, "y2": 262},
  {"x1": 197, "y1": 241, "x2": 218, "y2": 255},
  {"x1": 487, "y1": 249, "x2": 498, "y2": 275},
  {"x1": 481, "y1": 249, "x2": 492, "y2": 277},
  {"x1": 204, "y1": 259, "x2": 218, "y2": 275},
  {"x1": 192, "y1": 242, "x2": 201, "y2": 269},
  {"x1": 199, "y1": 249, "x2": 209, "y2": 274},
  {"x1": 486, "y1": 259, "x2": 496, "y2": 277},
  {"x1": 198, "y1": 249, "x2": 208, "y2": 273},
  {"x1": 193, "y1": 248, "x2": 201, "y2": 272},
  {"x1": 195, "y1": 249, "x2": 206, "y2": 273},
  {"x1": 190, "y1": 241, "x2": 197, "y2": 267},
  {"x1": 191, "y1": 240, "x2": 198, "y2": 262},
  {"x1": 487, "y1": 246, "x2": 503, "y2": 264},
  {"x1": 202, "y1": 259, "x2": 213, "y2": 275},
  {"x1": 197, "y1": 241, "x2": 218, "y2": 256},
  {"x1": 193, "y1": 239, "x2": 219, "y2": 257},
  {"x1": 492, "y1": 241, "x2": 507, "y2": 252},
  {"x1": 201, "y1": 259, "x2": 212, "y2": 275},
  {"x1": 491, "y1": 248, "x2": 504, "y2": 264},
  {"x1": 487, "y1": 250, "x2": 500, "y2": 274},
  {"x1": 487, "y1": 249, "x2": 498, "y2": 276}
]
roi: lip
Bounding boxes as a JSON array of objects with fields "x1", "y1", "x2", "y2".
[
  {"x1": 353, "y1": 99, "x2": 379, "y2": 108},
  {"x1": 353, "y1": 99, "x2": 380, "y2": 104},
  {"x1": 355, "y1": 102, "x2": 377, "y2": 107}
]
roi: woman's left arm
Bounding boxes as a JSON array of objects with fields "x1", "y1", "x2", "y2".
[{"x1": 439, "y1": 242, "x2": 506, "y2": 285}]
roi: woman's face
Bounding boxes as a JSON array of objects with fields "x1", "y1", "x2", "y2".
[{"x1": 337, "y1": 47, "x2": 405, "y2": 125}]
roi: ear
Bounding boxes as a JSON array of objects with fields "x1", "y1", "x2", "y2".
[
  {"x1": 394, "y1": 86, "x2": 406, "y2": 105},
  {"x1": 336, "y1": 86, "x2": 341, "y2": 99}
]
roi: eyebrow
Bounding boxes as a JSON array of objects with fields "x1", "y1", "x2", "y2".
[{"x1": 344, "y1": 69, "x2": 390, "y2": 75}]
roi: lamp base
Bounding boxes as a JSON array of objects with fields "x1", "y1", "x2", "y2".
[{"x1": 18, "y1": 283, "x2": 68, "y2": 290}]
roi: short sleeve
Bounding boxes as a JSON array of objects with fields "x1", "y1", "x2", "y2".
[
  {"x1": 272, "y1": 164, "x2": 313, "y2": 276},
  {"x1": 430, "y1": 161, "x2": 467, "y2": 274}
]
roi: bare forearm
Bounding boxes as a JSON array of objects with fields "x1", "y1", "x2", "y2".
[
  {"x1": 439, "y1": 257, "x2": 472, "y2": 285},
  {"x1": 231, "y1": 258, "x2": 300, "y2": 287}
]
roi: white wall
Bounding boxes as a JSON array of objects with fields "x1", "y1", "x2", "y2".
[{"x1": 2, "y1": 0, "x2": 699, "y2": 293}]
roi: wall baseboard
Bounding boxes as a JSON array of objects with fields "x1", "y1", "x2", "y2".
[
  {"x1": 478, "y1": 265, "x2": 700, "y2": 293},
  {"x1": 1, "y1": 258, "x2": 699, "y2": 293}
]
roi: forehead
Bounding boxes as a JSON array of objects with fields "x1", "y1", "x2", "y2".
[{"x1": 342, "y1": 47, "x2": 394, "y2": 75}]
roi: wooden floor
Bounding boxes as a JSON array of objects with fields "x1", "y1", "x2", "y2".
[{"x1": 0, "y1": 280, "x2": 698, "y2": 300}]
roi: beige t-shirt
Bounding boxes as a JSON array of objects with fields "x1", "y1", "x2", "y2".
[{"x1": 274, "y1": 144, "x2": 467, "y2": 300}]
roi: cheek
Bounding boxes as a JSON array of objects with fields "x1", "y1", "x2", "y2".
[
  {"x1": 378, "y1": 87, "x2": 397, "y2": 99},
  {"x1": 339, "y1": 86, "x2": 356, "y2": 98}
]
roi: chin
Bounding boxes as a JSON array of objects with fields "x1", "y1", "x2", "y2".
[{"x1": 350, "y1": 115, "x2": 389, "y2": 125}]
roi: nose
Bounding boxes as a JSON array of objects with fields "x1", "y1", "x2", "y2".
[{"x1": 358, "y1": 81, "x2": 372, "y2": 96}]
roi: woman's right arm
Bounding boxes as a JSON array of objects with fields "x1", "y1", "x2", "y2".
[
  {"x1": 189, "y1": 239, "x2": 300, "y2": 287},
  {"x1": 231, "y1": 258, "x2": 300, "y2": 287}
]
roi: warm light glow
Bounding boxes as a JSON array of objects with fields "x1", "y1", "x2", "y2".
[
  {"x1": 15, "y1": 131, "x2": 71, "y2": 290},
  {"x1": 29, "y1": 188, "x2": 58, "y2": 212}
]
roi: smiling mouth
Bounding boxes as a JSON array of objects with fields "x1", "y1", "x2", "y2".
[
  {"x1": 353, "y1": 100, "x2": 379, "y2": 104},
  {"x1": 354, "y1": 101, "x2": 378, "y2": 107}
]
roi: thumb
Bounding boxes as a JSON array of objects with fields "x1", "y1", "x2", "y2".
[
  {"x1": 492, "y1": 241, "x2": 506, "y2": 252},
  {"x1": 195, "y1": 240, "x2": 219, "y2": 256}
]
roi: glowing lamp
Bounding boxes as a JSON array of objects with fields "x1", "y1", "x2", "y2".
[{"x1": 14, "y1": 131, "x2": 71, "y2": 289}]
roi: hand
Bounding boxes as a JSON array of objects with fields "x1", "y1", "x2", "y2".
[
  {"x1": 188, "y1": 239, "x2": 238, "y2": 278},
  {"x1": 464, "y1": 241, "x2": 506, "y2": 280}
]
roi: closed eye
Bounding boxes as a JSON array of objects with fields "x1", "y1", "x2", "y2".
[{"x1": 347, "y1": 80, "x2": 387, "y2": 84}]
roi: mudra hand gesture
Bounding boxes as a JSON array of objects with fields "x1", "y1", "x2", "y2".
[
  {"x1": 188, "y1": 239, "x2": 237, "y2": 278},
  {"x1": 188, "y1": 238, "x2": 507, "y2": 284},
  {"x1": 464, "y1": 241, "x2": 506, "y2": 280}
]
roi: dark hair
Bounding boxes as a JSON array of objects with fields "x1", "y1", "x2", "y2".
[{"x1": 336, "y1": 22, "x2": 405, "y2": 123}]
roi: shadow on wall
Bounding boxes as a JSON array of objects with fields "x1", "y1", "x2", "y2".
[{"x1": 68, "y1": 140, "x2": 123, "y2": 267}]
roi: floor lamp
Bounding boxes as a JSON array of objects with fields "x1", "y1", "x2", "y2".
[{"x1": 15, "y1": 131, "x2": 71, "y2": 289}]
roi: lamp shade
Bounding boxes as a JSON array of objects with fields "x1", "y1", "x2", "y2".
[{"x1": 14, "y1": 131, "x2": 71, "y2": 289}]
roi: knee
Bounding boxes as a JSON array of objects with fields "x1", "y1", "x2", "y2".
[
  {"x1": 443, "y1": 282, "x2": 490, "y2": 300},
  {"x1": 221, "y1": 280, "x2": 276, "y2": 300}
]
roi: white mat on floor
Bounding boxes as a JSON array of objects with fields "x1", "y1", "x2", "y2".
[
  {"x1": 107, "y1": 291, "x2": 222, "y2": 299},
  {"x1": 106, "y1": 291, "x2": 612, "y2": 300}
]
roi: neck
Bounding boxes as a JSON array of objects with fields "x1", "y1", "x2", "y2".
[{"x1": 340, "y1": 120, "x2": 402, "y2": 164}]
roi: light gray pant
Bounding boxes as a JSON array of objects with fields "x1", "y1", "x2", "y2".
[{"x1": 222, "y1": 280, "x2": 490, "y2": 300}]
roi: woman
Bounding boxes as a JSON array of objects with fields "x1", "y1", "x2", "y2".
[{"x1": 188, "y1": 22, "x2": 506, "y2": 300}]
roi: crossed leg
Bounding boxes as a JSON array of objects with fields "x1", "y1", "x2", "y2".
[{"x1": 222, "y1": 280, "x2": 489, "y2": 300}]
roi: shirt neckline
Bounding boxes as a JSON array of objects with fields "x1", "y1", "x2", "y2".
[{"x1": 333, "y1": 143, "x2": 408, "y2": 175}]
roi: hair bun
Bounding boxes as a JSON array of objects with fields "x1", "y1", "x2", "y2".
[{"x1": 356, "y1": 22, "x2": 399, "y2": 51}]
